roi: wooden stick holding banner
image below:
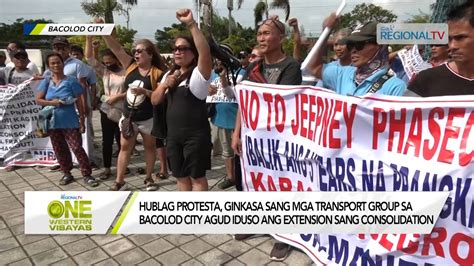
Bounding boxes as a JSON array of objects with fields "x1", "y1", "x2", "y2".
[{"x1": 300, "y1": 0, "x2": 346, "y2": 83}]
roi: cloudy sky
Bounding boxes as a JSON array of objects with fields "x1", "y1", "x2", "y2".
[{"x1": 0, "y1": 0, "x2": 436, "y2": 40}]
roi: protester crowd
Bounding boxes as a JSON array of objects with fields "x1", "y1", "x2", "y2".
[{"x1": 0, "y1": 2, "x2": 473, "y2": 262}]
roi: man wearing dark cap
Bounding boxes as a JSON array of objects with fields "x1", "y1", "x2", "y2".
[
  {"x1": 5, "y1": 41, "x2": 40, "y2": 74},
  {"x1": 4, "y1": 49, "x2": 36, "y2": 85},
  {"x1": 307, "y1": 17, "x2": 406, "y2": 96},
  {"x1": 44, "y1": 36, "x2": 98, "y2": 170},
  {"x1": 238, "y1": 50, "x2": 250, "y2": 69}
]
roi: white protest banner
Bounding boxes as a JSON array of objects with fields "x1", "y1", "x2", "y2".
[
  {"x1": 0, "y1": 79, "x2": 90, "y2": 168},
  {"x1": 235, "y1": 81, "x2": 473, "y2": 265},
  {"x1": 206, "y1": 76, "x2": 237, "y2": 103},
  {"x1": 397, "y1": 44, "x2": 433, "y2": 80}
]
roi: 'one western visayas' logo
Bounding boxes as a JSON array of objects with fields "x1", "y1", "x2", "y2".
[{"x1": 48, "y1": 195, "x2": 92, "y2": 231}]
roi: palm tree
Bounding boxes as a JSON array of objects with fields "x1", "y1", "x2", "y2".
[
  {"x1": 254, "y1": 0, "x2": 290, "y2": 29},
  {"x1": 81, "y1": 0, "x2": 138, "y2": 23},
  {"x1": 228, "y1": 0, "x2": 245, "y2": 36}
]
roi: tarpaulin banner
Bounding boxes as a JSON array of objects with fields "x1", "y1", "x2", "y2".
[
  {"x1": 235, "y1": 81, "x2": 473, "y2": 265},
  {"x1": 0, "y1": 79, "x2": 90, "y2": 168}
]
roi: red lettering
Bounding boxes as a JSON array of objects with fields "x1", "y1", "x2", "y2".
[
  {"x1": 291, "y1": 95, "x2": 300, "y2": 135},
  {"x1": 239, "y1": 90, "x2": 250, "y2": 128},
  {"x1": 297, "y1": 180, "x2": 312, "y2": 191},
  {"x1": 422, "y1": 227, "x2": 446, "y2": 257},
  {"x1": 459, "y1": 110, "x2": 474, "y2": 166},
  {"x1": 401, "y1": 233, "x2": 420, "y2": 254},
  {"x1": 378, "y1": 234, "x2": 394, "y2": 251},
  {"x1": 250, "y1": 171, "x2": 265, "y2": 191},
  {"x1": 437, "y1": 31, "x2": 445, "y2": 40},
  {"x1": 372, "y1": 107, "x2": 387, "y2": 149},
  {"x1": 248, "y1": 91, "x2": 260, "y2": 130},
  {"x1": 314, "y1": 96, "x2": 324, "y2": 141},
  {"x1": 307, "y1": 95, "x2": 316, "y2": 140},
  {"x1": 300, "y1": 94, "x2": 308, "y2": 138},
  {"x1": 263, "y1": 93, "x2": 273, "y2": 131},
  {"x1": 274, "y1": 94, "x2": 286, "y2": 133},
  {"x1": 279, "y1": 177, "x2": 292, "y2": 191},
  {"x1": 388, "y1": 108, "x2": 406, "y2": 153},
  {"x1": 438, "y1": 108, "x2": 464, "y2": 164},
  {"x1": 423, "y1": 108, "x2": 443, "y2": 160},
  {"x1": 450, "y1": 232, "x2": 474, "y2": 265},
  {"x1": 343, "y1": 103, "x2": 357, "y2": 148},
  {"x1": 403, "y1": 108, "x2": 422, "y2": 156},
  {"x1": 328, "y1": 100, "x2": 342, "y2": 148},
  {"x1": 319, "y1": 98, "x2": 333, "y2": 147},
  {"x1": 267, "y1": 174, "x2": 277, "y2": 191}
]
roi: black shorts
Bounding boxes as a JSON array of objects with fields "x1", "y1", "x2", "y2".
[{"x1": 167, "y1": 127, "x2": 211, "y2": 178}]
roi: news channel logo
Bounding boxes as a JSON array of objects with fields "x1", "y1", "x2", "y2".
[
  {"x1": 47, "y1": 194, "x2": 93, "y2": 231},
  {"x1": 377, "y1": 23, "x2": 448, "y2": 45}
]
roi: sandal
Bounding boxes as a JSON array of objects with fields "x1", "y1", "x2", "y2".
[
  {"x1": 109, "y1": 181, "x2": 126, "y2": 191},
  {"x1": 144, "y1": 178, "x2": 158, "y2": 191},
  {"x1": 83, "y1": 176, "x2": 99, "y2": 187},
  {"x1": 59, "y1": 175, "x2": 74, "y2": 186},
  {"x1": 99, "y1": 170, "x2": 112, "y2": 180},
  {"x1": 155, "y1": 172, "x2": 169, "y2": 180}
]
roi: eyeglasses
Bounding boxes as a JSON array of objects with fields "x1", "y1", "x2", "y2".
[
  {"x1": 132, "y1": 48, "x2": 146, "y2": 54},
  {"x1": 347, "y1": 40, "x2": 375, "y2": 51},
  {"x1": 172, "y1": 46, "x2": 191, "y2": 53},
  {"x1": 259, "y1": 18, "x2": 285, "y2": 34},
  {"x1": 250, "y1": 54, "x2": 260, "y2": 59}
]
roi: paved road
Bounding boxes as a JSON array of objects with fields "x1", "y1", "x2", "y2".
[{"x1": 0, "y1": 111, "x2": 314, "y2": 265}]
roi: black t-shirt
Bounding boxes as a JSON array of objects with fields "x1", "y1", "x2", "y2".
[
  {"x1": 243, "y1": 56, "x2": 302, "y2": 85},
  {"x1": 408, "y1": 63, "x2": 474, "y2": 96},
  {"x1": 123, "y1": 68, "x2": 154, "y2": 121}
]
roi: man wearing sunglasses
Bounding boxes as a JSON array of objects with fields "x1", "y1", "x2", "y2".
[
  {"x1": 307, "y1": 17, "x2": 406, "y2": 96},
  {"x1": 406, "y1": 1, "x2": 473, "y2": 97},
  {"x1": 429, "y1": 44, "x2": 450, "y2": 67},
  {"x1": 3, "y1": 49, "x2": 36, "y2": 85}
]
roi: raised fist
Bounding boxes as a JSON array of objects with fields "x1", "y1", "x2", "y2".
[
  {"x1": 288, "y1": 18, "x2": 298, "y2": 28},
  {"x1": 176, "y1": 9, "x2": 194, "y2": 26}
]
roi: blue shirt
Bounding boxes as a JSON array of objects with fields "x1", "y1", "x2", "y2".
[
  {"x1": 322, "y1": 64, "x2": 406, "y2": 96},
  {"x1": 38, "y1": 76, "x2": 84, "y2": 129},
  {"x1": 210, "y1": 69, "x2": 245, "y2": 129}
]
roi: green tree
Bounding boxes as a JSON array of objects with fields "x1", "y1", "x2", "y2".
[
  {"x1": 338, "y1": 3, "x2": 397, "y2": 30},
  {"x1": 155, "y1": 23, "x2": 188, "y2": 53},
  {"x1": 0, "y1": 18, "x2": 54, "y2": 46},
  {"x1": 254, "y1": 0, "x2": 290, "y2": 29},
  {"x1": 155, "y1": 13, "x2": 255, "y2": 54},
  {"x1": 81, "y1": 0, "x2": 138, "y2": 23},
  {"x1": 406, "y1": 10, "x2": 430, "y2": 23}
]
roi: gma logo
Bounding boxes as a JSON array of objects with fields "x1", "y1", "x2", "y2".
[{"x1": 47, "y1": 200, "x2": 92, "y2": 219}]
